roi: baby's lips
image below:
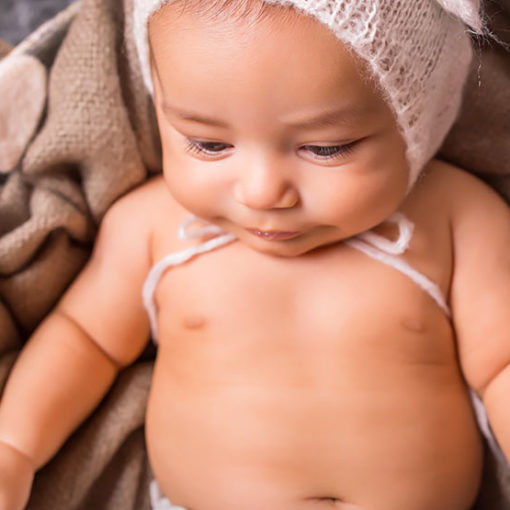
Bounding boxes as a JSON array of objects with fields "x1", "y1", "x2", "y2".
[{"x1": 246, "y1": 228, "x2": 300, "y2": 241}]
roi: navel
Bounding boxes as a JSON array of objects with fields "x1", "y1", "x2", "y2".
[{"x1": 308, "y1": 496, "x2": 344, "y2": 506}]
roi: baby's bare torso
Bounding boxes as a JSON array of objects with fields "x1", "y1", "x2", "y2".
[{"x1": 145, "y1": 164, "x2": 483, "y2": 510}]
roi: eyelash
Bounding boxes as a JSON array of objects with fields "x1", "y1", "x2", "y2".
[
  {"x1": 184, "y1": 138, "x2": 357, "y2": 161},
  {"x1": 302, "y1": 143, "x2": 356, "y2": 160},
  {"x1": 184, "y1": 139, "x2": 233, "y2": 157}
]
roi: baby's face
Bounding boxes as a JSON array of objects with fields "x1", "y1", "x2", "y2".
[{"x1": 149, "y1": 4, "x2": 409, "y2": 257}]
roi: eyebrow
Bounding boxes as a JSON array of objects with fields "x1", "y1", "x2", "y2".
[
  {"x1": 160, "y1": 103, "x2": 369, "y2": 129},
  {"x1": 285, "y1": 106, "x2": 369, "y2": 129},
  {"x1": 161, "y1": 103, "x2": 229, "y2": 128}
]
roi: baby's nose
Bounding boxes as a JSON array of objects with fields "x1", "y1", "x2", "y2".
[{"x1": 233, "y1": 158, "x2": 299, "y2": 210}]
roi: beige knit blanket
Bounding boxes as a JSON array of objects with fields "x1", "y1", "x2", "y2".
[{"x1": 0, "y1": 0, "x2": 509, "y2": 508}]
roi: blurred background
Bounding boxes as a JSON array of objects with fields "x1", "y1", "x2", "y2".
[{"x1": 0, "y1": 0, "x2": 75, "y2": 45}]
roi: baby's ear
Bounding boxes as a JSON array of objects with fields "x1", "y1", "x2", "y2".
[
  {"x1": 435, "y1": 0, "x2": 483, "y2": 32},
  {"x1": 149, "y1": 55, "x2": 162, "y2": 100}
]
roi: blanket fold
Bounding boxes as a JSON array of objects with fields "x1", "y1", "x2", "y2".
[{"x1": 0, "y1": 0, "x2": 509, "y2": 508}]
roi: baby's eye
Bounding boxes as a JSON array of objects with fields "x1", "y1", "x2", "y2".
[
  {"x1": 301, "y1": 142, "x2": 356, "y2": 161},
  {"x1": 185, "y1": 138, "x2": 233, "y2": 157}
]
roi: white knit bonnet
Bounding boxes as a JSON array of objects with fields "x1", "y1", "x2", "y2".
[{"x1": 133, "y1": 0, "x2": 482, "y2": 189}]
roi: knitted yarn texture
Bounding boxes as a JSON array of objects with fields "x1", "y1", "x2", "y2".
[{"x1": 133, "y1": 0, "x2": 482, "y2": 189}]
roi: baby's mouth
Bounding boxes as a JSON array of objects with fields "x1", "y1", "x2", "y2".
[{"x1": 246, "y1": 228, "x2": 300, "y2": 241}]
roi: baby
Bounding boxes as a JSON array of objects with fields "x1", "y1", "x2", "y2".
[{"x1": 0, "y1": 0, "x2": 509, "y2": 509}]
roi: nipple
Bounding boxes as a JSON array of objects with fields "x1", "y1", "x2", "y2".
[{"x1": 183, "y1": 315, "x2": 206, "y2": 330}]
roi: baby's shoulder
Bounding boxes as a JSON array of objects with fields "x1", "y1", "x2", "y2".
[
  {"x1": 96, "y1": 176, "x2": 186, "y2": 263},
  {"x1": 105, "y1": 174, "x2": 169, "y2": 213},
  {"x1": 417, "y1": 160, "x2": 504, "y2": 206},
  {"x1": 99, "y1": 176, "x2": 163, "y2": 240},
  {"x1": 408, "y1": 159, "x2": 508, "y2": 225},
  {"x1": 102, "y1": 175, "x2": 184, "y2": 229},
  {"x1": 106, "y1": 176, "x2": 199, "y2": 262}
]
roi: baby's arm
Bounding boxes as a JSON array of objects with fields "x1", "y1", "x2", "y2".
[
  {"x1": 0, "y1": 181, "x2": 155, "y2": 509},
  {"x1": 449, "y1": 169, "x2": 510, "y2": 461}
]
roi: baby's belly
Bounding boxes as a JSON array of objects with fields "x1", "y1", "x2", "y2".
[{"x1": 146, "y1": 339, "x2": 483, "y2": 510}]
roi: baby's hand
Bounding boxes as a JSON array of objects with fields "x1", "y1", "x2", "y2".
[{"x1": 0, "y1": 440, "x2": 34, "y2": 510}]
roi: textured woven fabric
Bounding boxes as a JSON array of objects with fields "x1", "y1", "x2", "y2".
[{"x1": 133, "y1": 0, "x2": 481, "y2": 190}]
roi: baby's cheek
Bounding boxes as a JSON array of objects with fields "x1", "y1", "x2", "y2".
[
  {"x1": 162, "y1": 168, "x2": 219, "y2": 218},
  {"x1": 306, "y1": 177, "x2": 381, "y2": 232}
]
